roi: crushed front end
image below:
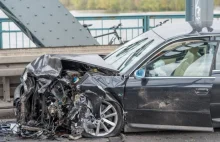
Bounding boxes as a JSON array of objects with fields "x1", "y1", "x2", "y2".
[{"x1": 13, "y1": 54, "x2": 121, "y2": 139}]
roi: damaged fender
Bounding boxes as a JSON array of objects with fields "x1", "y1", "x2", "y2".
[{"x1": 77, "y1": 73, "x2": 126, "y2": 119}]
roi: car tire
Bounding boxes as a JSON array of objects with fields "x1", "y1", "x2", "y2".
[{"x1": 83, "y1": 100, "x2": 124, "y2": 138}]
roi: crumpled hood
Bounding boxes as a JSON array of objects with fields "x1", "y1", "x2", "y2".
[
  {"x1": 23, "y1": 54, "x2": 118, "y2": 79},
  {"x1": 53, "y1": 54, "x2": 117, "y2": 72}
]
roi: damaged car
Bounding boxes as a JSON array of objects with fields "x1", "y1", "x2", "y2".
[{"x1": 14, "y1": 21, "x2": 220, "y2": 139}]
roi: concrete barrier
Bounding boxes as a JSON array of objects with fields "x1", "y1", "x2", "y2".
[{"x1": 0, "y1": 45, "x2": 118, "y2": 102}]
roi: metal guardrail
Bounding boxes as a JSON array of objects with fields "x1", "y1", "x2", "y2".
[
  {"x1": 0, "y1": 18, "x2": 34, "y2": 48},
  {"x1": 0, "y1": 14, "x2": 220, "y2": 48}
]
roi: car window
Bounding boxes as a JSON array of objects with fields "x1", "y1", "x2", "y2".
[
  {"x1": 140, "y1": 41, "x2": 218, "y2": 77},
  {"x1": 105, "y1": 30, "x2": 164, "y2": 74}
]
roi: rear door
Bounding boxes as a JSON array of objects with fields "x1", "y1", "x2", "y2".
[{"x1": 125, "y1": 38, "x2": 218, "y2": 131}]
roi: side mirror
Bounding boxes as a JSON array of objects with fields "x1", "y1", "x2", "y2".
[{"x1": 134, "y1": 69, "x2": 145, "y2": 80}]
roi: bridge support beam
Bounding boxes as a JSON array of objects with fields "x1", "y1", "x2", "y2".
[{"x1": 3, "y1": 77, "x2": 10, "y2": 102}]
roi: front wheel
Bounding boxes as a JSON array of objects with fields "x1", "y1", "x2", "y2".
[{"x1": 83, "y1": 101, "x2": 123, "y2": 138}]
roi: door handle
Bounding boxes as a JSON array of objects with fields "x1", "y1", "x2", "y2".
[{"x1": 195, "y1": 88, "x2": 209, "y2": 96}]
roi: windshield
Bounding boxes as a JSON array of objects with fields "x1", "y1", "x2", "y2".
[{"x1": 105, "y1": 30, "x2": 164, "y2": 74}]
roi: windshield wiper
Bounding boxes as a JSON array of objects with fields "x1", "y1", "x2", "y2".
[
  {"x1": 110, "y1": 38, "x2": 149, "y2": 65},
  {"x1": 133, "y1": 39, "x2": 154, "y2": 57},
  {"x1": 118, "y1": 39, "x2": 154, "y2": 70},
  {"x1": 116, "y1": 38, "x2": 148, "y2": 57}
]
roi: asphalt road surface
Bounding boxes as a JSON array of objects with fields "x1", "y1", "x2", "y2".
[{"x1": 1, "y1": 130, "x2": 220, "y2": 142}]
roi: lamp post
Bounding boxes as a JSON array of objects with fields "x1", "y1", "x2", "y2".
[{"x1": 186, "y1": 0, "x2": 214, "y2": 32}]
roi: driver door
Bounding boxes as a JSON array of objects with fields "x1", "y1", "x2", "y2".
[{"x1": 124, "y1": 39, "x2": 218, "y2": 131}]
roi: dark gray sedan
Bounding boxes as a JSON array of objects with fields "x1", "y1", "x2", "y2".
[{"x1": 14, "y1": 21, "x2": 220, "y2": 138}]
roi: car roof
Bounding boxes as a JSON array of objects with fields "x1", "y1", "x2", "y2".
[{"x1": 152, "y1": 20, "x2": 220, "y2": 40}]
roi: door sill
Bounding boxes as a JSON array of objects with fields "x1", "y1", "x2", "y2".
[{"x1": 129, "y1": 123, "x2": 214, "y2": 132}]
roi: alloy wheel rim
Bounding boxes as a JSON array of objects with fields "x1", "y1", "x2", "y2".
[{"x1": 89, "y1": 101, "x2": 118, "y2": 137}]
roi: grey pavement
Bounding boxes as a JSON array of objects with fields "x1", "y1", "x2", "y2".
[
  {"x1": 0, "y1": 102, "x2": 220, "y2": 142},
  {"x1": 1, "y1": 130, "x2": 220, "y2": 142}
]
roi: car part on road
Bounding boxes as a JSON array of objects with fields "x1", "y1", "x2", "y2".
[{"x1": 0, "y1": 120, "x2": 18, "y2": 136}]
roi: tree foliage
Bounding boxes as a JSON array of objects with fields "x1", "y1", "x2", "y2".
[{"x1": 60, "y1": 0, "x2": 220, "y2": 12}]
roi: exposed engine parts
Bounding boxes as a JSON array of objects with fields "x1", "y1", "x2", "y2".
[
  {"x1": 13, "y1": 54, "x2": 120, "y2": 140},
  {"x1": 15, "y1": 70, "x2": 95, "y2": 139}
]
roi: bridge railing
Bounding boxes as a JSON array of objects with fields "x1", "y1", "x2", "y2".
[{"x1": 0, "y1": 14, "x2": 220, "y2": 48}]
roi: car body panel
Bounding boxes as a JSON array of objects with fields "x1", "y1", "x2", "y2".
[
  {"x1": 78, "y1": 73, "x2": 126, "y2": 104},
  {"x1": 210, "y1": 72, "x2": 220, "y2": 124},
  {"x1": 26, "y1": 54, "x2": 118, "y2": 78},
  {"x1": 210, "y1": 42, "x2": 220, "y2": 127},
  {"x1": 125, "y1": 77, "x2": 214, "y2": 130},
  {"x1": 122, "y1": 32, "x2": 220, "y2": 131},
  {"x1": 152, "y1": 21, "x2": 220, "y2": 41},
  {"x1": 52, "y1": 54, "x2": 118, "y2": 72}
]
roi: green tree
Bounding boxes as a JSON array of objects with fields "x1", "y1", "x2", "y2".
[
  {"x1": 96, "y1": 0, "x2": 110, "y2": 9},
  {"x1": 109, "y1": 0, "x2": 120, "y2": 12},
  {"x1": 87, "y1": 0, "x2": 96, "y2": 9},
  {"x1": 159, "y1": 0, "x2": 168, "y2": 11},
  {"x1": 70, "y1": 0, "x2": 87, "y2": 10},
  {"x1": 119, "y1": 0, "x2": 127, "y2": 11},
  {"x1": 215, "y1": 0, "x2": 220, "y2": 6},
  {"x1": 139, "y1": 0, "x2": 160, "y2": 11},
  {"x1": 61, "y1": 0, "x2": 219, "y2": 12},
  {"x1": 168, "y1": 0, "x2": 185, "y2": 11}
]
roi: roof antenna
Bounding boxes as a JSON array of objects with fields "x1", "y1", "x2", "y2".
[{"x1": 186, "y1": 0, "x2": 214, "y2": 34}]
